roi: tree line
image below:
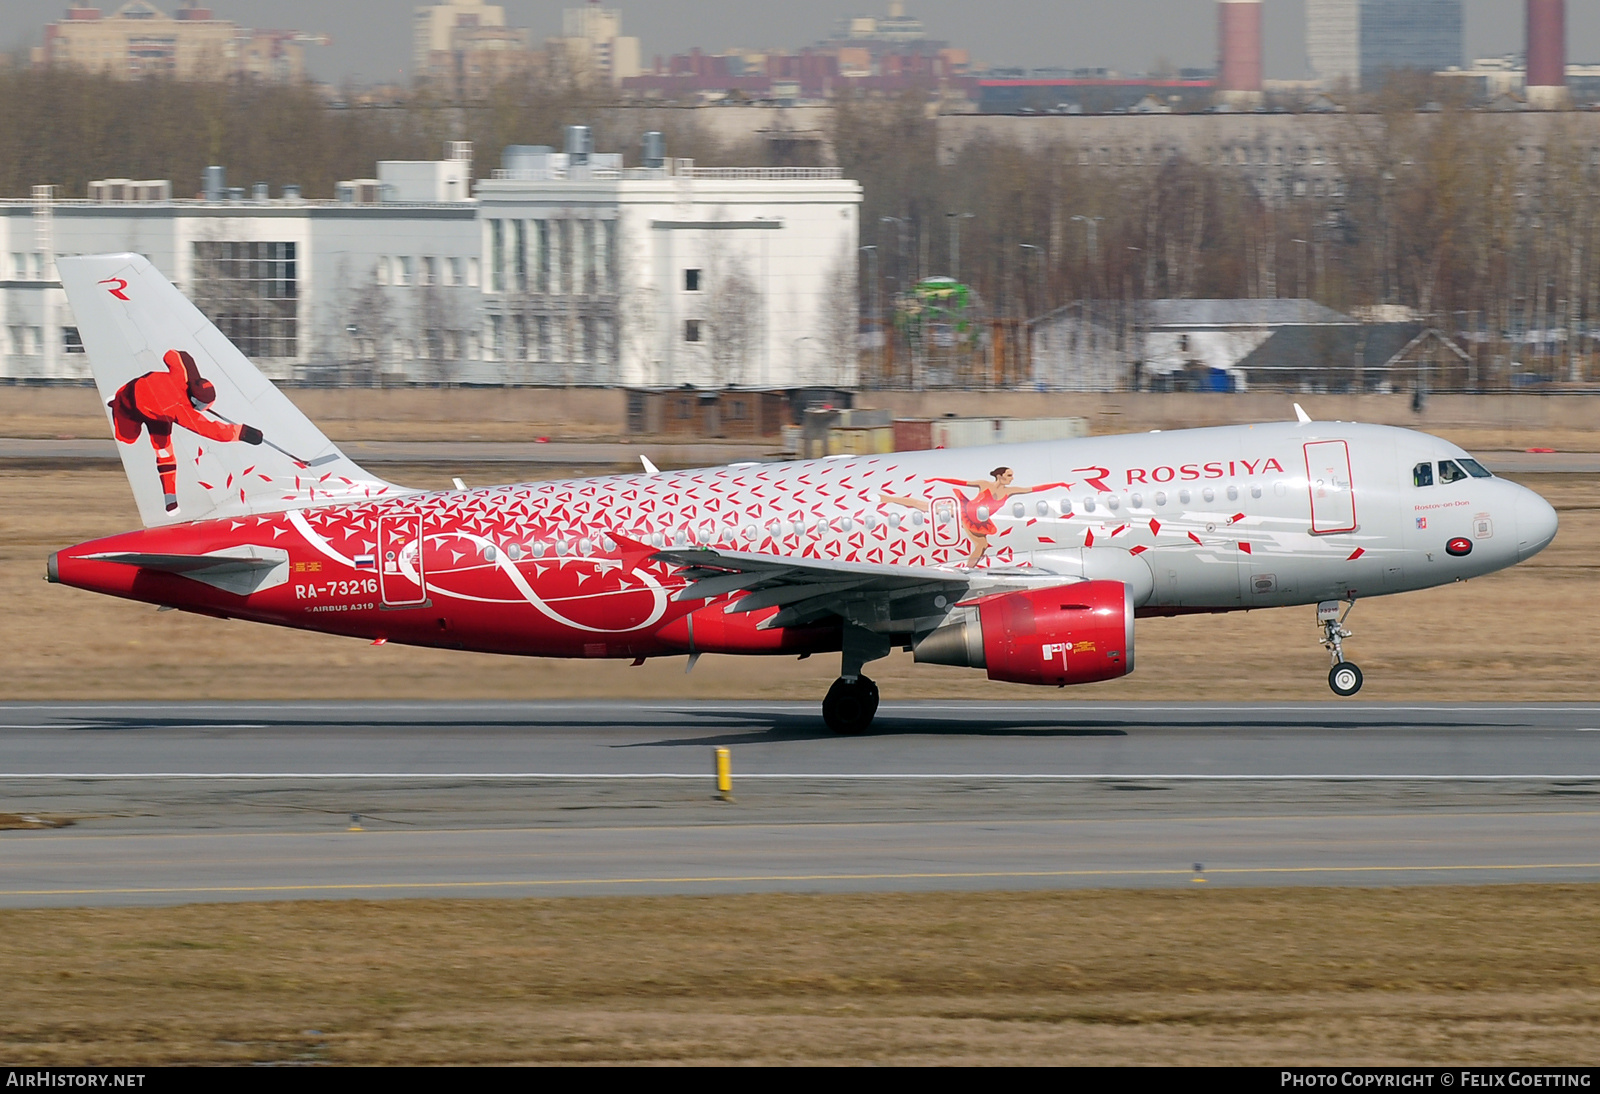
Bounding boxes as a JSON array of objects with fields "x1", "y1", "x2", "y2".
[
  {"x1": 3, "y1": 67, "x2": 1596, "y2": 388},
  {"x1": 835, "y1": 90, "x2": 1600, "y2": 388}
]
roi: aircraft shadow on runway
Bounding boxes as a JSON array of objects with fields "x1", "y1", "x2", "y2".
[
  {"x1": 31, "y1": 703, "x2": 1536, "y2": 738},
  {"x1": 616, "y1": 708, "x2": 1536, "y2": 745},
  {"x1": 36, "y1": 709, "x2": 1533, "y2": 739},
  {"x1": 617, "y1": 708, "x2": 1134, "y2": 745}
]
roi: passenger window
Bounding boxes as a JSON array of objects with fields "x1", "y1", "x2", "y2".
[
  {"x1": 1438, "y1": 460, "x2": 1468, "y2": 484},
  {"x1": 1413, "y1": 462, "x2": 1434, "y2": 487},
  {"x1": 1458, "y1": 457, "x2": 1493, "y2": 479}
]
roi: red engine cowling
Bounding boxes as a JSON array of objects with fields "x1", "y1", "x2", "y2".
[{"x1": 912, "y1": 580, "x2": 1133, "y2": 686}]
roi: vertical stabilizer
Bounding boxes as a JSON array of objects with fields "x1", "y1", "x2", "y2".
[{"x1": 58, "y1": 253, "x2": 407, "y2": 527}]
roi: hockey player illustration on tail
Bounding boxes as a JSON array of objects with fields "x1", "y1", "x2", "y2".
[{"x1": 109, "y1": 348, "x2": 264, "y2": 512}]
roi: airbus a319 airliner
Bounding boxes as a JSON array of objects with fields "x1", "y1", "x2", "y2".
[{"x1": 48, "y1": 255, "x2": 1558, "y2": 733}]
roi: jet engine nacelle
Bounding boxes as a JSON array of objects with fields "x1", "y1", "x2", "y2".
[{"x1": 911, "y1": 580, "x2": 1134, "y2": 686}]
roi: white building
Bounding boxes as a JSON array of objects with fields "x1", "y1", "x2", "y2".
[
  {"x1": 476, "y1": 145, "x2": 860, "y2": 388},
  {"x1": 554, "y1": 4, "x2": 640, "y2": 85},
  {"x1": 414, "y1": 0, "x2": 509, "y2": 76},
  {"x1": 0, "y1": 136, "x2": 861, "y2": 389},
  {"x1": 1306, "y1": 0, "x2": 1361, "y2": 88}
]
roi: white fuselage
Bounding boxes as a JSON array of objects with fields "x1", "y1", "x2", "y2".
[{"x1": 670, "y1": 419, "x2": 1557, "y2": 614}]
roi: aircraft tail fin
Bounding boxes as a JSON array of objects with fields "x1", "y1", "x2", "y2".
[{"x1": 57, "y1": 253, "x2": 407, "y2": 528}]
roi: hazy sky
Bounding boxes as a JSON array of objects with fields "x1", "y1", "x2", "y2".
[{"x1": 8, "y1": 1, "x2": 1600, "y2": 83}]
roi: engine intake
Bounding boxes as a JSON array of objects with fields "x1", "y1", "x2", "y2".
[{"x1": 912, "y1": 580, "x2": 1134, "y2": 686}]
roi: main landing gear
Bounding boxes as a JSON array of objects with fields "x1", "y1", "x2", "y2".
[
  {"x1": 1319, "y1": 599, "x2": 1363, "y2": 696},
  {"x1": 823, "y1": 623, "x2": 891, "y2": 734},
  {"x1": 823, "y1": 675, "x2": 880, "y2": 735}
]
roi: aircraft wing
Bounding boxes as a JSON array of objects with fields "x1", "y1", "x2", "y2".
[{"x1": 651, "y1": 546, "x2": 1081, "y2": 630}]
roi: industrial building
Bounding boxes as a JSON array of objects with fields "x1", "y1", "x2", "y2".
[
  {"x1": 1525, "y1": 0, "x2": 1569, "y2": 109},
  {"x1": 1216, "y1": 0, "x2": 1264, "y2": 106},
  {"x1": 1028, "y1": 298, "x2": 1444, "y2": 393},
  {"x1": 1307, "y1": 0, "x2": 1463, "y2": 89},
  {"x1": 0, "y1": 134, "x2": 861, "y2": 389}
]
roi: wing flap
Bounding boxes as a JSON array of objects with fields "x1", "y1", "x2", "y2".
[
  {"x1": 651, "y1": 546, "x2": 974, "y2": 630},
  {"x1": 649, "y1": 546, "x2": 1103, "y2": 633}
]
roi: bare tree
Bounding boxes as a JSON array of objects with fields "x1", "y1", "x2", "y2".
[
  {"x1": 325, "y1": 275, "x2": 394, "y2": 384},
  {"x1": 415, "y1": 278, "x2": 463, "y2": 384},
  {"x1": 706, "y1": 250, "x2": 761, "y2": 388},
  {"x1": 820, "y1": 242, "x2": 859, "y2": 388}
]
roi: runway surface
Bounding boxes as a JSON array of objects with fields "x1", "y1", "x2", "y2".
[{"x1": 2, "y1": 701, "x2": 1597, "y2": 907}]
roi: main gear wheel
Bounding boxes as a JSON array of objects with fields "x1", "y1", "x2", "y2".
[{"x1": 822, "y1": 675, "x2": 879, "y2": 735}]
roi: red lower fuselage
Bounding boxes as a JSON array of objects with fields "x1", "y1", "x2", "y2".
[{"x1": 50, "y1": 474, "x2": 849, "y2": 660}]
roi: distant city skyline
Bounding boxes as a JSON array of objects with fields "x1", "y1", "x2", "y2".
[{"x1": 7, "y1": 1, "x2": 1599, "y2": 85}]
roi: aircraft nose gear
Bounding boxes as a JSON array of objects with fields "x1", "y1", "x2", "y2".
[
  {"x1": 823, "y1": 675, "x2": 880, "y2": 735},
  {"x1": 1318, "y1": 599, "x2": 1362, "y2": 696}
]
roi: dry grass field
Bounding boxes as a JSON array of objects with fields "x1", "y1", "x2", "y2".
[
  {"x1": 4, "y1": 444, "x2": 1599, "y2": 1065},
  {"x1": 3, "y1": 465, "x2": 1595, "y2": 702},
  {"x1": 1, "y1": 886, "x2": 1596, "y2": 1065}
]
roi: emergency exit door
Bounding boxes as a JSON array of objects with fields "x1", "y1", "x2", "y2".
[
  {"x1": 930, "y1": 496, "x2": 960, "y2": 547},
  {"x1": 378, "y1": 515, "x2": 428, "y2": 607},
  {"x1": 1304, "y1": 440, "x2": 1357, "y2": 534}
]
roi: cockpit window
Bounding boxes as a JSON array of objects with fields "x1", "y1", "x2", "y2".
[
  {"x1": 1438, "y1": 460, "x2": 1469, "y2": 484},
  {"x1": 1457, "y1": 457, "x2": 1493, "y2": 479},
  {"x1": 1413, "y1": 462, "x2": 1434, "y2": 487}
]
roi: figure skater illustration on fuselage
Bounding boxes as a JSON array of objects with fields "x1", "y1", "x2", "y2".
[{"x1": 881, "y1": 466, "x2": 1069, "y2": 567}]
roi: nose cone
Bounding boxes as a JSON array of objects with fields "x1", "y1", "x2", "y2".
[{"x1": 1515, "y1": 487, "x2": 1559, "y2": 561}]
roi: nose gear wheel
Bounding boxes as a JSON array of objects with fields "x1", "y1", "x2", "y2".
[
  {"x1": 1329, "y1": 662, "x2": 1364, "y2": 696},
  {"x1": 1318, "y1": 599, "x2": 1362, "y2": 696}
]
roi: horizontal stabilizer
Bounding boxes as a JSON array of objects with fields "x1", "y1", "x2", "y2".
[{"x1": 85, "y1": 545, "x2": 290, "y2": 597}]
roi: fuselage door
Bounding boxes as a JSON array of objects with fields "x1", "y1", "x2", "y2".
[
  {"x1": 1304, "y1": 440, "x2": 1357, "y2": 534},
  {"x1": 378, "y1": 515, "x2": 427, "y2": 607},
  {"x1": 930, "y1": 496, "x2": 960, "y2": 547}
]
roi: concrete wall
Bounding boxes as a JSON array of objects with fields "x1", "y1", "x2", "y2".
[{"x1": 858, "y1": 390, "x2": 1600, "y2": 441}]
